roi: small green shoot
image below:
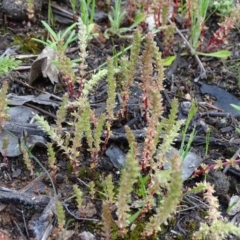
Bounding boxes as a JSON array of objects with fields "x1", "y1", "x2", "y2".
[
  {"x1": 190, "y1": 0, "x2": 209, "y2": 52},
  {"x1": 48, "y1": 1, "x2": 55, "y2": 26},
  {"x1": 79, "y1": 0, "x2": 96, "y2": 40},
  {"x1": 226, "y1": 197, "x2": 239, "y2": 215},
  {"x1": 183, "y1": 183, "x2": 206, "y2": 196},
  {"x1": 105, "y1": 0, "x2": 145, "y2": 38},
  {"x1": 180, "y1": 127, "x2": 196, "y2": 160},
  {"x1": 107, "y1": 0, "x2": 125, "y2": 33},
  {"x1": 179, "y1": 101, "x2": 198, "y2": 159},
  {"x1": 163, "y1": 55, "x2": 176, "y2": 66},
  {"x1": 127, "y1": 208, "x2": 143, "y2": 225},
  {"x1": 137, "y1": 174, "x2": 149, "y2": 198},
  {"x1": 205, "y1": 129, "x2": 210, "y2": 157},
  {"x1": 127, "y1": 174, "x2": 149, "y2": 224},
  {"x1": 69, "y1": 0, "x2": 78, "y2": 13},
  {"x1": 32, "y1": 21, "x2": 78, "y2": 51}
]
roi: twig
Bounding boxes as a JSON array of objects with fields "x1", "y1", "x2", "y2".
[
  {"x1": 12, "y1": 78, "x2": 62, "y2": 101},
  {"x1": 168, "y1": 18, "x2": 207, "y2": 80},
  {"x1": 24, "y1": 103, "x2": 57, "y2": 120},
  {"x1": 13, "y1": 220, "x2": 27, "y2": 240},
  {"x1": 20, "y1": 208, "x2": 29, "y2": 238}
]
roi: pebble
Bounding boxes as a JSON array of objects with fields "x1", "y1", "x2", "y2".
[
  {"x1": 227, "y1": 195, "x2": 240, "y2": 216},
  {"x1": 1, "y1": 0, "x2": 42, "y2": 21},
  {"x1": 206, "y1": 170, "x2": 230, "y2": 195}
]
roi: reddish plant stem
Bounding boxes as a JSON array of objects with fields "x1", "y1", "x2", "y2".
[
  {"x1": 140, "y1": 0, "x2": 150, "y2": 31},
  {"x1": 186, "y1": 1, "x2": 191, "y2": 27},
  {"x1": 198, "y1": 21, "x2": 206, "y2": 51},
  {"x1": 143, "y1": 93, "x2": 149, "y2": 123},
  {"x1": 194, "y1": 159, "x2": 240, "y2": 176},
  {"x1": 127, "y1": 0, "x2": 135, "y2": 25},
  {"x1": 141, "y1": 129, "x2": 154, "y2": 170},
  {"x1": 121, "y1": 94, "x2": 129, "y2": 119},
  {"x1": 154, "y1": 7, "x2": 161, "y2": 27},
  {"x1": 136, "y1": 199, "x2": 152, "y2": 220},
  {"x1": 172, "y1": 0, "x2": 179, "y2": 22},
  {"x1": 3, "y1": 154, "x2": 8, "y2": 166},
  {"x1": 72, "y1": 159, "x2": 78, "y2": 175},
  {"x1": 91, "y1": 152, "x2": 99, "y2": 168},
  {"x1": 68, "y1": 82, "x2": 74, "y2": 99},
  {"x1": 206, "y1": 17, "x2": 236, "y2": 51}
]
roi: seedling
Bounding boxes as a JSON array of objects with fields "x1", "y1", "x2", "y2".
[
  {"x1": 79, "y1": 0, "x2": 96, "y2": 40},
  {"x1": 179, "y1": 101, "x2": 198, "y2": 159},
  {"x1": 104, "y1": 0, "x2": 145, "y2": 38},
  {"x1": 32, "y1": 21, "x2": 78, "y2": 51}
]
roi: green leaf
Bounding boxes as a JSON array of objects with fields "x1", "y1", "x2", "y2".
[
  {"x1": 130, "y1": 12, "x2": 146, "y2": 29},
  {"x1": 197, "y1": 50, "x2": 231, "y2": 58},
  {"x1": 127, "y1": 208, "x2": 143, "y2": 224},
  {"x1": 231, "y1": 104, "x2": 240, "y2": 111},
  {"x1": 183, "y1": 184, "x2": 206, "y2": 195},
  {"x1": 138, "y1": 174, "x2": 149, "y2": 198},
  {"x1": 163, "y1": 55, "x2": 176, "y2": 66},
  {"x1": 64, "y1": 30, "x2": 77, "y2": 50},
  {"x1": 41, "y1": 21, "x2": 58, "y2": 41},
  {"x1": 118, "y1": 27, "x2": 131, "y2": 34},
  {"x1": 61, "y1": 22, "x2": 77, "y2": 40},
  {"x1": 31, "y1": 38, "x2": 49, "y2": 46},
  {"x1": 88, "y1": 23, "x2": 95, "y2": 33}
]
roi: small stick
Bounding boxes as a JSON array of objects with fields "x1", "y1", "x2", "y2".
[
  {"x1": 168, "y1": 18, "x2": 207, "y2": 80},
  {"x1": 12, "y1": 78, "x2": 62, "y2": 101}
]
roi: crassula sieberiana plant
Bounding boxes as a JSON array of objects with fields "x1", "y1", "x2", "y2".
[
  {"x1": 35, "y1": 17, "x2": 109, "y2": 171},
  {"x1": 98, "y1": 30, "x2": 184, "y2": 237}
]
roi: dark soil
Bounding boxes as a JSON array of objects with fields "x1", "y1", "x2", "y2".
[{"x1": 1, "y1": 1, "x2": 240, "y2": 240}]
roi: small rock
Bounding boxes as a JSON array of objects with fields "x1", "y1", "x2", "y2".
[
  {"x1": 2, "y1": 0, "x2": 42, "y2": 21},
  {"x1": 56, "y1": 173, "x2": 64, "y2": 184},
  {"x1": 206, "y1": 170, "x2": 230, "y2": 195},
  {"x1": 180, "y1": 101, "x2": 192, "y2": 115},
  {"x1": 79, "y1": 231, "x2": 96, "y2": 240},
  {"x1": 162, "y1": 147, "x2": 202, "y2": 180},
  {"x1": 227, "y1": 195, "x2": 240, "y2": 216},
  {"x1": 105, "y1": 144, "x2": 126, "y2": 169}
]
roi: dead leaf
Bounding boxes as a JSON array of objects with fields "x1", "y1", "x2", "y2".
[{"x1": 29, "y1": 46, "x2": 59, "y2": 85}]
